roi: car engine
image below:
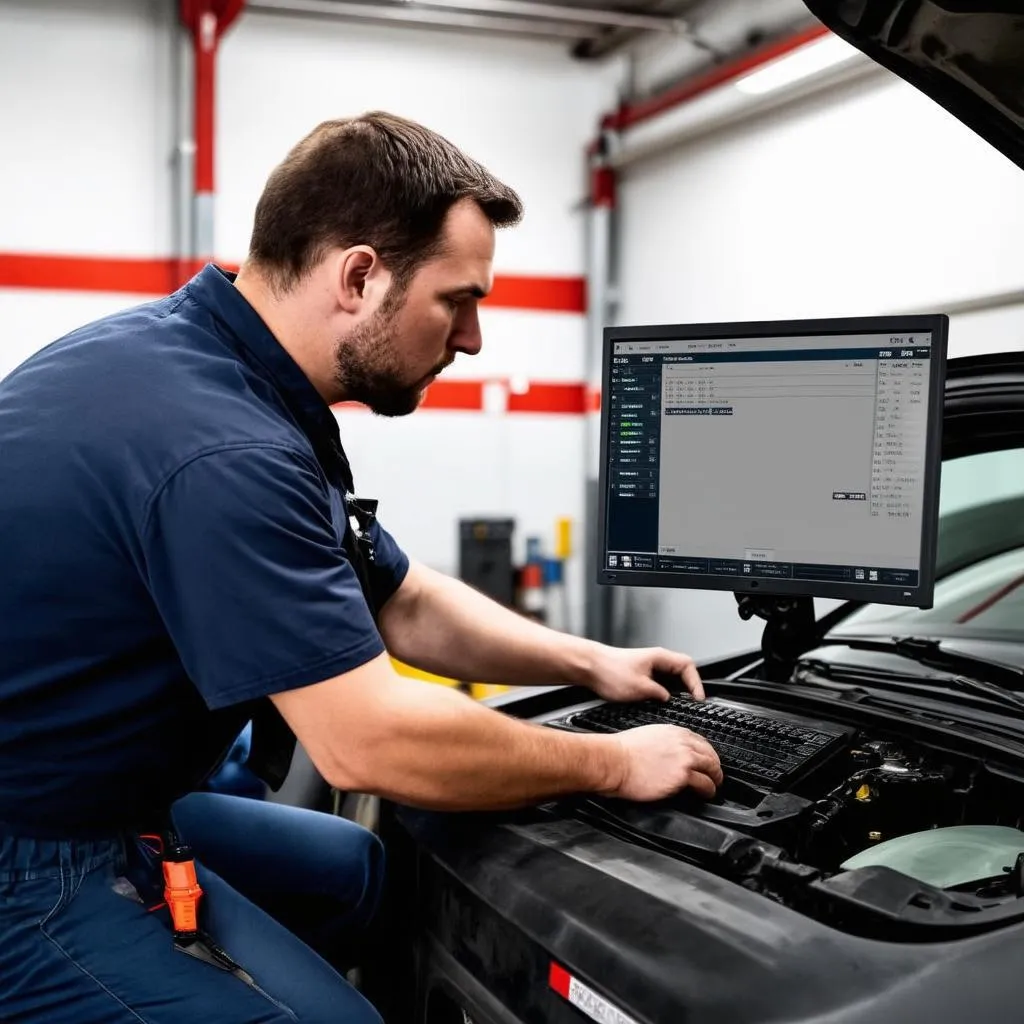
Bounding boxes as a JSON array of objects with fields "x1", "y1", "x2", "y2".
[{"x1": 553, "y1": 693, "x2": 1024, "y2": 941}]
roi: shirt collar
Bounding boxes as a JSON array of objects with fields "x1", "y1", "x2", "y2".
[{"x1": 186, "y1": 263, "x2": 353, "y2": 484}]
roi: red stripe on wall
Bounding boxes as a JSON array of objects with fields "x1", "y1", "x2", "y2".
[
  {"x1": 486, "y1": 274, "x2": 586, "y2": 313},
  {"x1": 0, "y1": 253, "x2": 188, "y2": 296},
  {"x1": 507, "y1": 381, "x2": 586, "y2": 414},
  {"x1": 417, "y1": 379, "x2": 485, "y2": 411},
  {"x1": 0, "y1": 253, "x2": 586, "y2": 314}
]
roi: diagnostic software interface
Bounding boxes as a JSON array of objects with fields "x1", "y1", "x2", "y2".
[{"x1": 601, "y1": 322, "x2": 944, "y2": 599}]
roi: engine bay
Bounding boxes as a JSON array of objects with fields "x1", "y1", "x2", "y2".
[
  {"x1": 550, "y1": 688, "x2": 1024, "y2": 942},
  {"x1": 796, "y1": 737, "x2": 1017, "y2": 882}
]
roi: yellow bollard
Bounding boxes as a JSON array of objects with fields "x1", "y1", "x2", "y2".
[
  {"x1": 391, "y1": 659, "x2": 510, "y2": 700},
  {"x1": 554, "y1": 516, "x2": 573, "y2": 560},
  {"x1": 470, "y1": 683, "x2": 511, "y2": 701}
]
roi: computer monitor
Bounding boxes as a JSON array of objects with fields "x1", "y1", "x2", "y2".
[{"x1": 597, "y1": 315, "x2": 948, "y2": 608}]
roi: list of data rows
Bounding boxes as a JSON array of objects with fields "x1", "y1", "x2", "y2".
[
  {"x1": 871, "y1": 358, "x2": 928, "y2": 519},
  {"x1": 609, "y1": 361, "x2": 661, "y2": 500}
]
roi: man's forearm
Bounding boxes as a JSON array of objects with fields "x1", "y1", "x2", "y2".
[
  {"x1": 273, "y1": 652, "x2": 718, "y2": 812},
  {"x1": 380, "y1": 561, "x2": 598, "y2": 686},
  {"x1": 326, "y1": 673, "x2": 625, "y2": 810}
]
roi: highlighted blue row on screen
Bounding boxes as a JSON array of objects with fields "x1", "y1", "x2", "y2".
[{"x1": 664, "y1": 407, "x2": 735, "y2": 416}]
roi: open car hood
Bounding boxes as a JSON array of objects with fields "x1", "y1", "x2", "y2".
[
  {"x1": 802, "y1": 1, "x2": 1024, "y2": 172},
  {"x1": 944, "y1": 351, "x2": 1024, "y2": 459}
]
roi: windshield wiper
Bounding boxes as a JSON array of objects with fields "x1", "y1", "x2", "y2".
[
  {"x1": 801, "y1": 656, "x2": 1024, "y2": 716},
  {"x1": 816, "y1": 636, "x2": 1024, "y2": 714}
]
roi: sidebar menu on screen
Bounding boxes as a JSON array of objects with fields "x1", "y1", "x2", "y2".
[{"x1": 606, "y1": 353, "x2": 662, "y2": 563}]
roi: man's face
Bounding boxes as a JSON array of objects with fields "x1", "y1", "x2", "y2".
[{"x1": 334, "y1": 198, "x2": 495, "y2": 416}]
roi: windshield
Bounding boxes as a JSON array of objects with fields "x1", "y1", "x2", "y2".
[
  {"x1": 834, "y1": 447, "x2": 1024, "y2": 640},
  {"x1": 939, "y1": 448, "x2": 1024, "y2": 518}
]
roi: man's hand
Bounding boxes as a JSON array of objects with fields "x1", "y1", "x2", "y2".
[
  {"x1": 606, "y1": 725, "x2": 723, "y2": 800},
  {"x1": 584, "y1": 644, "x2": 705, "y2": 704}
]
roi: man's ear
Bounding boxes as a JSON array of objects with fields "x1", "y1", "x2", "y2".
[{"x1": 335, "y1": 246, "x2": 386, "y2": 314}]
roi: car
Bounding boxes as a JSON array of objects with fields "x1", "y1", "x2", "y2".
[{"x1": 347, "y1": 5, "x2": 1024, "y2": 1023}]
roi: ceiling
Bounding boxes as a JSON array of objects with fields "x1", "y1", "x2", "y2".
[{"x1": 246, "y1": 0, "x2": 815, "y2": 61}]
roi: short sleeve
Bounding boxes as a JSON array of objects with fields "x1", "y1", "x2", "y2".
[
  {"x1": 141, "y1": 443, "x2": 387, "y2": 710},
  {"x1": 366, "y1": 516, "x2": 410, "y2": 609}
]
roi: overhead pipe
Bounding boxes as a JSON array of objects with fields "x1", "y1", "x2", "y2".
[
  {"x1": 601, "y1": 23, "x2": 830, "y2": 133},
  {"x1": 893, "y1": 288, "x2": 1024, "y2": 320},
  {"x1": 419, "y1": 0, "x2": 688, "y2": 33},
  {"x1": 178, "y1": 0, "x2": 246, "y2": 284},
  {"x1": 250, "y1": 0, "x2": 608, "y2": 40}
]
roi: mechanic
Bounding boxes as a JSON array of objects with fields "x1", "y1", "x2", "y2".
[{"x1": 0, "y1": 111, "x2": 723, "y2": 1024}]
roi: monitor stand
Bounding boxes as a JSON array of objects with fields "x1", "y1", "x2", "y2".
[{"x1": 735, "y1": 593, "x2": 818, "y2": 683}]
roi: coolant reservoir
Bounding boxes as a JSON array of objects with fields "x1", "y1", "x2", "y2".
[{"x1": 840, "y1": 825, "x2": 1024, "y2": 889}]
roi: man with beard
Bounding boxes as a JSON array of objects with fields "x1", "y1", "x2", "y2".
[{"x1": 0, "y1": 112, "x2": 721, "y2": 1023}]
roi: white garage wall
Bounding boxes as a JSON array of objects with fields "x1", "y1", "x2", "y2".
[
  {"x1": 617, "y1": 73, "x2": 1024, "y2": 327},
  {"x1": 0, "y1": 0, "x2": 178, "y2": 373},
  {"x1": 0, "y1": 291, "x2": 165, "y2": 377},
  {"x1": 216, "y1": 13, "x2": 608, "y2": 279},
  {"x1": 0, "y1": 0, "x2": 177, "y2": 259},
  {"x1": 0, "y1": 0, "x2": 621, "y2": 636},
  {"x1": 613, "y1": 66, "x2": 1024, "y2": 661},
  {"x1": 216, "y1": 12, "x2": 617, "y2": 625}
]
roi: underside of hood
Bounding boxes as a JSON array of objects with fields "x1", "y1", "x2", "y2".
[{"x1": 802, "y1": 1, "x2": 1024, "y2": 171}]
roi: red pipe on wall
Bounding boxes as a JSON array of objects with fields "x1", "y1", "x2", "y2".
[
  {"x1": 598, "y1": 22, "x2": 831, "y2": 136},
  {"x1": 585, "y1": 22, "x2": 833, "y2": 251},
  {"x1": 191, "y1": 12, "x2": 217, "y2": 196},
  {"x1": 179, "y1": 0, "x2": 245, "y2": 272}
]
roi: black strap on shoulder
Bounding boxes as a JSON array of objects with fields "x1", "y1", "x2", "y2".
[{"x1": 246, "y1": 436, "x2": 380, "y2": 791}]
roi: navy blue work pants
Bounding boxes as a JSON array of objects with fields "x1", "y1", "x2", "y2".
[{"x1": 0, "y1": 793, "x2": 385, "y2": 1022}]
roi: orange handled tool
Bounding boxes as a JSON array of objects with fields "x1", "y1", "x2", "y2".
[{"x1": 162, "y1": 833, "x2": 203, "y2": 943}]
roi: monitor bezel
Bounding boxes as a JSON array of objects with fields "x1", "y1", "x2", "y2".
[{"x1": 596, "y1": 314, "x2": 949, "y2": 609}]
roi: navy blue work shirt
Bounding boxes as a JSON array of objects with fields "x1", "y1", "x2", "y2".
[{"x1": 0, "y1": 264, "x2": 409, "y2": 838}]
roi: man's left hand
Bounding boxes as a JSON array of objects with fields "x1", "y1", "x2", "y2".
[{"x1": 584, "y1": 645, "x2": 705, "y2": 704}]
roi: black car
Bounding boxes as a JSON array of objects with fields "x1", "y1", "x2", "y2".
[{"x1": 353, "y1": 5, "x2": 1024, "y2": 1023}]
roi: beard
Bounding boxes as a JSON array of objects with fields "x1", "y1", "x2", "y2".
[{"x1": 333, "y1": 295, "x2": 450, "y2": 418}]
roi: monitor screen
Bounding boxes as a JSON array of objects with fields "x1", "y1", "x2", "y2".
[{"x1": 598, "y1": 316, "x2": 948, "y2": 607}]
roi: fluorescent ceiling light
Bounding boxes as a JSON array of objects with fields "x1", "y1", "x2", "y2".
[{"x1": 734, "y1": 34, "x2": 863, "y2": 95}]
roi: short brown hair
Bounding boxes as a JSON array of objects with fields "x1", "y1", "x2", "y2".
[{"x1": 246, "y1": 111, "x2": 523, "y2": 292}]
